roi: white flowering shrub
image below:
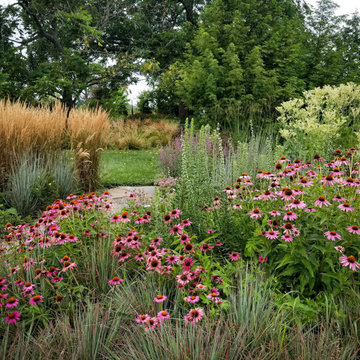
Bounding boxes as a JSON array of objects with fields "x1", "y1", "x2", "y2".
[{"x1": 277, "y1": 83, "x2": 360, "y2": 158}]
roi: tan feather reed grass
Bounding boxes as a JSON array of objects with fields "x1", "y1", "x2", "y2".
[{"x1": 0, "y1": 100, "x2": 110, "y2": 192}]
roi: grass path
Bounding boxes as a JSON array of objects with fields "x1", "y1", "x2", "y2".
[{"x1": 100, "y1": 149, "x2": 160, "y2": 187}]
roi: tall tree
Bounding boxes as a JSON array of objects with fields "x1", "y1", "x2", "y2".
[
  {"x1": 5, "y1": 0, "x2": 135, "y2": 111},
  {"x1": 176, "y1": 0, "x2": 308, "y2": 129}
]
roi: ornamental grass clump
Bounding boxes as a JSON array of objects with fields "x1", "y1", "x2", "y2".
[
  {"x1": 0, "y1": 100, "x2": 65, "y2": 188},
  {"x1": 68, "y1": 106, "x2": 110, "y2": 192}
]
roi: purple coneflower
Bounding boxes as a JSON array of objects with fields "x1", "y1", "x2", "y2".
[
  {"x1": 283, "y1": 211, "x2": 298, "y2": 221},
  {"x1": 5, "y1": 311, "x2": 21, "y2": 325},
  {"x1": 29, "y1": 295, "x2": 44, "y2": 306},
  {"x1": 281, "y1": 234, "x2": 293, "y2": 242},
  {"x1": 314, "y1": 196, "x2": 331, "y2": 208},
  {"x1": 264, "y1": 230, "x2": 279, "y2": 239},
  {"x1": 324, "y1": 231, "x2": 342, "y2": 241},
  {"x1": 340, "y1": 255, "x2": 360, "y2": 271},
  {"x1": 334, "y1": 246, "x2": 345, "y2": 253},
  {"x1": 248, "y1": 208, "x2": 262, "y2": 219},
  {"x1": 338, "y1": 202, "x2": 354, "y2": 212},
  {"x1": 347, "y1": 225, "x2": 360, "y2": 235},
  {"x1": 153, "y1": 295, "x2": 167, "y2": 303},
  {"x1": 5, "y1": 297, "x2": 19, "y2": 309},
  {"x1": 185, "y1": 308, "x2": 204, "y2": 325},
  {"x1": 157, "y1": 310, "x2": 170, "y2": 321},
  {"x1": 108, "y1": 276, "x2": 124, "y2": 285},
  {"x1": 229, "y1": 252, "x2": 241, "y2": 261},
  {"x1": 184, "y1": 295, "x2": 200, "y2": 303}
]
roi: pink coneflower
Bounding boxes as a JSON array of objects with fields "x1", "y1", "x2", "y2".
[
  {"x1": 61, "y1": 261, "x2": 77, "y2": 272},
  {"x1": 22, "y1": 282, "x2": 35, "y2": 292},
  {"x1": 248, "y1": 208, "x2": 263, "y2": 219},
  {"x1": 183, "y1": 243, "x2": 195, "y2": 253},
  {"x1": 281, "y1": 234, "x2": 293, "y2": 242},
  {"x1": 163, "y1": 214, "x2": 172, "y2": 224},
  {"x1": 269, "y1": 210, "x2": 281, "y2": 217},
  {"x1": 338, "y1": 202, "x2": 354, "y2": 212},
  {"x1": 347, "y1": 225, "x2": 360, "y2": 235},
  {"x1": 14, "y1": 280, "x2": 24, "y2": 287},
  {"x1": 108, "y1": 276, "x2": 124, "y2": 285},
  {"x1": 325, "y1": 231, "x2": 342, "y2": 241},
  {"x1": 321, "y1": 174, "x2": 335, "y2": 186},
  {"x1": 154, "y1": 295, "x2": 167, "y2": 303},
  {"x1": 120, "y1": 211, "x2": 130, "y2": 223},
  {"x1": 29, "y1": 295, "x2": 44, "y2": 306},
  {"x1": 146, "y1": 258, "x2": 163, "y2": 273},
  {"x1": 181, "y1": 219, "x2": 192, "y2": 227},
  {"x1": 200, "y1": 243, "x2": 213, "y2": 252},
  {"x1": 151, "y1": 237, "x2": 163, "y2": 246},
  {"x1": 332, "y1": 195, "x2": 346, "y2": 203},
  {"x1": 135, "y1": 216, "x2": 144, "y2": 224},
  {"x1": 340, "y1": 255, "x2": 360, "y2": 271},
  {"x1": 207, "y1": 292, "x2": 219, "y2": 301},
  {"x1": 118, "y1": 253, "x2": 131, "y2": 263},
  {"x1": 314, "y1": 196, "x2": 331, "y2": 208},
  {"x1": 167, "y1": 255, "x2": 179, "y2": 265},
  {"x1": 110, "y1": 214, "x2": 121, "y2": 223},
  {"x1": 170, "y1": 225, "x2": 183, "y2": 235},
  {"x1": 182, "y1": 257, "x2": 194, "y2": 271},
  {"x1": 5, "y1": 297, "x2": 19, "y2": 309},
  {"x1": 259, "y1": 254, "x2": 268, "y2": 263},
  {"x1": 136, "y1": 314, "x2": 150, "y2": 323},
  {"x1": 283, "y1": 211, "x2": 298, "y2": 221},
  {"x1": 233, "y1": 203, "x2": 242, "y2": 210},
  {"x1": 334, "y1": 246, "x2": 345, "y2": 253},
  {"x1": 229, "y1": 252, "x2": 241, "y2": 261},
  {"x1": 344, "y1": 177, "x2": 357, "y2": 187},
  {"x1": 298, "y1": 177, "x2": 313, "y2": 187},
  {"x1": 264, "y1": 230, "x2": 279, "y2": 239},
  {"x1": 281, "y1": 188, "x2": 295, "y2": 201},
  {"x1": 304, "y1": 207, "x2": 317, "y2": 212},
  {"x1": 260, "y1": 190, "x2": 276, "y2": 201},
  {"x1": 60, "y1": 255, "x2": 71, "y2": 263},
  {"x1": 196, "y1": 284, "x2": 206, "y2": 290},
  {"x1": 157, "y1": 310, "x2": 170, "y2": 321},
  {"x1": 135, "y1": 253, "x2": 144, "y2": 261},
  {"x1": 176, "y1": 272, "x2": 191, "y2": 286},
  {"x1": 144, "y1": 317, "x2": 159, "y2": 331},
  {"x1": 185, "y1": 308, "x2": 204, "y2": 325},
  {"x1": 170, "y1": 209, "x2": 181, "y2": 219},
  {"x1": 5, "y1": 311, "x2": 21, "y2": 325},
  {"x1": 215, "y1": 241, "x2": 223, "y2": 246},
  {"x1": 51, "y1": 276, "x2": 63, "y2": 283},
  {"x1": 279, "y1": 156, "x2": 290, "y2": 163},
  {"x1": 207, "y1": 229, "x2": 214, "y2": 233},
  {"x1": 184, "y1": 295, "x2": 200, "y2": 303},
  {"x1": 179, "y1": 233, "x2": 191, "y2": 244},
  {"x1": 0, "y1": 293, "x2": 8, "y2": 303},
  {"x1": 288, "y1": 199, "x2": 307, "y2": 210}
]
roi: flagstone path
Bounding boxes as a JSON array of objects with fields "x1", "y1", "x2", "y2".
[{"x1": 108, "y1": 186, "x2": 155, "y2": 212}]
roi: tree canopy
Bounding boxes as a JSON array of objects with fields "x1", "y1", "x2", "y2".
[{"x1": 0, "y1": 0, "x2": 359, "y2": 127}]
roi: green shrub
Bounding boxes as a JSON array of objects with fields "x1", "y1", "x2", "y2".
[{"x1": 277, "y1": 83, "x2": 360, "y2": 158}]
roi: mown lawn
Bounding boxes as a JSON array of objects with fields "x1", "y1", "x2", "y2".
[{"x1": 100, "y1": 149, "x2": 160, "y2": 186}]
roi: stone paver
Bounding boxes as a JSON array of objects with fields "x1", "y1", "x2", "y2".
[{"x1": 108, "y1": 186, "x2": 155, "y2": 212}]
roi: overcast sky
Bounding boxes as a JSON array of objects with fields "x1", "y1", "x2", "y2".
[{"x1": 1, "y1": 0, "x2": 358, "y2": 103}]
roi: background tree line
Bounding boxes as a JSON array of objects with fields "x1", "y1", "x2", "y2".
[{"x1": 0, "y1": 0, "x2": 359, "y2": 131}]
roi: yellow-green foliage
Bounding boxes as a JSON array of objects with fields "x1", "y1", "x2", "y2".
[
  {"x1": 277, "y1": 83, "x2": 360, "y2": 158},
  {"x1": 108, "y1": 119, "x2": 179, "y2": 150}
]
